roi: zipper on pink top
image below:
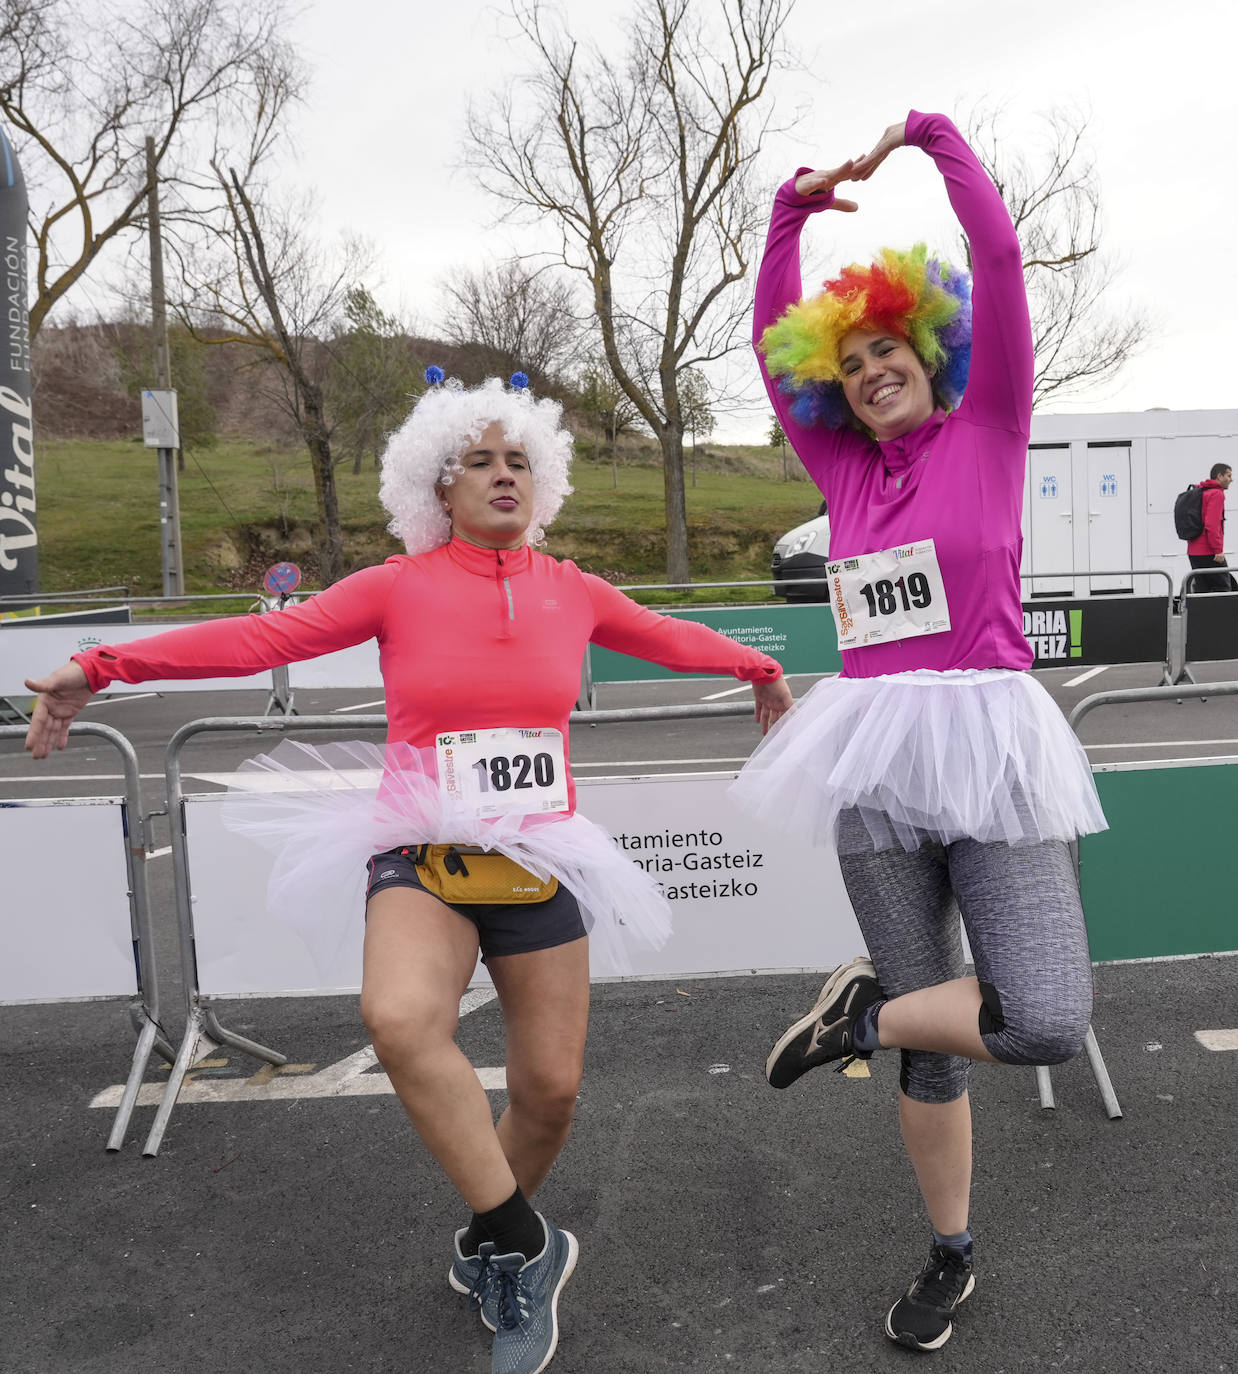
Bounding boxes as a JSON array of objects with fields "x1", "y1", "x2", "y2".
[{"x1": 495, "y1": 551, "x2": 515, "y2": 638}]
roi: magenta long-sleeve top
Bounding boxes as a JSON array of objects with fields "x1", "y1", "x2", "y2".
[{"x1": 755, "y1": 109, "x2": 1034, "y2": 677}]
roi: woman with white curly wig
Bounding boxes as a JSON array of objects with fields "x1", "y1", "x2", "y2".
[{"x1": 23, "y1": 370, "x2": 792, "y2": 1374}]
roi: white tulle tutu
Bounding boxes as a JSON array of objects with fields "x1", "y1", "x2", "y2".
[
  {"x1": 219, "y1": 739, "x2": 671, "y2": 975},
  {"x1": 730, "y1": 668, "x2": 1106, "y2": 853}
]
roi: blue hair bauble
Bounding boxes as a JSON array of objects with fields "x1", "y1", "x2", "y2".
[
  {"x1": 509, "y1": 372, "x2": 530, "y2": 391},
  {"x1": 424, "y1": 365, "x2": 445, "y2": 386}
]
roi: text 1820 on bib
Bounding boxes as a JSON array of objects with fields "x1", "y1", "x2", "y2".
[
  {"x1": 827, "y1": 539, "x2": 951, "y2": 650},
  {"x1": 436, "y1": 727, "x2": 569, "y2": 818}
]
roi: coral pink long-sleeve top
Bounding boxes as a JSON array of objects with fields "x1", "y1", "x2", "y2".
[
  {"x1": 73, "y1": 538, "x2": 781, "y2": 812},
  {"x1": 755, "y1": 109, "x2": 1034, "y2": 677}
]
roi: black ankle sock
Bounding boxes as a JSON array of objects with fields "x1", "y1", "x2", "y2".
[
  {"x1": 475, "y1": 1186, "x2": 544, "y2": 1260},
  {"x1": 853, "y1": 998, "x2": 887, "y2": 1053},
  {"x1": 460, "y1": 1216, "x2": 488, "y2": 1257}
]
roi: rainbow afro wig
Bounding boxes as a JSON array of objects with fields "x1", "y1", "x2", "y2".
[{"x1": 760, "y1": 244, "x2": 972, "y2": 430}]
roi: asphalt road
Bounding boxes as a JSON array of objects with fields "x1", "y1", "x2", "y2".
[{"x1": 2, "y1": 663, "x2": 1237, "y2": 1373}]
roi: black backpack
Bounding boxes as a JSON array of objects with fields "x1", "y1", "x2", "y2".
[{"x1": 1174, "y1": 485, "x2": 1205, "y2": 541}]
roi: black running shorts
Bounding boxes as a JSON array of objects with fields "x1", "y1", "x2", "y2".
[{"x1": 364, "y1": 846, "x2": 586, "y2": 960}]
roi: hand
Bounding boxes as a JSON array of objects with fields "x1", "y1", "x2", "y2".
[
  {"x1": 1215, "y1": 554, "x2": 1227, "y2": 564},
  {"x1": 24, "y1": 661, "x2": 93, "y2": 759},
  {"x1": 794, "y1": 159, "x2": 860, "y2": 212},
  {"x1": 752, "y1": 677, "x2": 794, "y2": 735},
  {"x1": 850, "y1": 121, "x2": 907, "y2": 182}
]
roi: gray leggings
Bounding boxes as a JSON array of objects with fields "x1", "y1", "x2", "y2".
[{"x1": 837, "y1": 809, "x2": 1093, "y2": 1104}]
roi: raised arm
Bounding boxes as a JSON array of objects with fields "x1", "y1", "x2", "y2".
[
  {"x1": 754, "y1": 164, "x2": 870, "y2": 486},
  {"x1": 584, "y1": 575, "x2": 791, "y2": 732},
  {"x1": 902, "y1": 110, "x2": 1033, "y2": 433}
]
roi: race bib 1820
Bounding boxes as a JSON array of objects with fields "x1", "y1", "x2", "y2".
[
  {"x1": 436, "y1": 727, "x2": 570, "y2": 818},
  {"x1": 827, "y1": 539, "x2": 951, "y2": 650}
]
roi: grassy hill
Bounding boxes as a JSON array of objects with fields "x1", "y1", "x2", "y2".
[{"x1": 31, "y1": 437, "x2": 821, "y2": 606}]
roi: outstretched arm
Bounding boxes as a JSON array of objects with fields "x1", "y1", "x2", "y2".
[
  {"x1": 585, "y1": 576, "x2": 792, "y2": 733},
  {"x1": 63, "y1": 562, "x2": 397, "y2": 694}
]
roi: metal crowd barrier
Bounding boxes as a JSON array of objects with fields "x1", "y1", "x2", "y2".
[
  {"x1": 1055, "y1": 677, "x2": 1238, "y2": 1117},
  {"x1": 1170, "y1": 568, "x2": 1238, "y2": 686},
  {"x1": 0, "y1": 721, "x2": 173, "y2": 1150}
]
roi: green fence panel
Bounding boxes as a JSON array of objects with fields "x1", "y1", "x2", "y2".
[
  {"x1": 1081, "y1": 761, "x2": 1238, "y2": 960},
  {"x1": 589, "y1": 604, "x2": 842, "y2": 683}
]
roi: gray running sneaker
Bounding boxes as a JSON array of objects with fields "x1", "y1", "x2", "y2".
[
  {"x1": 448, "y1": 1231, "x2": 499, "y2": 1331},
  {"x1": 488, "y1": 1214, "x2": 578, "y2": 1374},
  {"x1": 765, "y1": 956, "x2": 884, "y2": 1088},
  {"x1": 885, "y1": 1243, "x2": 975, "y2": 1350}
]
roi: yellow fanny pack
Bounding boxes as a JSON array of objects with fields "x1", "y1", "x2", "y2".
[{"x1": 412, "y1": 844, "x2": 558, "y2": 905}]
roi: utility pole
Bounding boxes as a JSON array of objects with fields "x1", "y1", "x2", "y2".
[{"x1": 146, "y1": 136, "x2": 183, "y2": 598}]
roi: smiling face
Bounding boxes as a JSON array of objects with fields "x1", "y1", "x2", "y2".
[
  {"x1": 437, "y1": 421, "x2": 533, "y2": 549},
  {"x1": 838, "y1": 328, "x2": 937, "y2": 441}
]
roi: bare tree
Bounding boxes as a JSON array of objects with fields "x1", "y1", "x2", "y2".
[
  {"x1": 577, "y1": 353, "x2": 643, "y2": 489},
  {"x1": 0, "y1": 0, "x2": 292, "y2": 336},
  {"x1": 963, "y1": 105, "x2": 1149, "y2": 407},
  {"x1": 164, "y1": 66, "x2": 362, "y2": 584},
  {"x1": 468, "y1": 0, "x2": 794, "y2": 583},
  {"x1": 441, "y1": 259, "x2": 580, "y2": 386}
]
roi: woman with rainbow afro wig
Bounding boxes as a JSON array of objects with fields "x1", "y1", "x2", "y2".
[
  {"x1": 732, "y1": 113, "x2": 1106, "y2": 1353},
  {"x1": 761, "y1": 242, "x2": 972, "y2": 433}
]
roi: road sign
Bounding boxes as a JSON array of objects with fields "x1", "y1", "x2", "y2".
[{"x1": 262, "y1": 562, "x2": 302, "y2": 596}]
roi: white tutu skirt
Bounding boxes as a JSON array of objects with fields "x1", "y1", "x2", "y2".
[
  {"x1": 729, "y1": 668, "x2": 1107, "y2": 853},
  {"x1": 220, "y1": 739, "x2": 671, "y2": 976}
]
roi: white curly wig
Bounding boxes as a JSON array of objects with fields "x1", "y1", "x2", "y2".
[{"x1": 378, "y1": 376, "x2": 575, "y2": 554}]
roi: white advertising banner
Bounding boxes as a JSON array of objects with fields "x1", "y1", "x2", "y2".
[
  {"x1": 185, "y1": 772, "x2": 864, "y2": 996},
  {"x1": 0, "y1": 798, "x2": 137, "y2": 1002}
]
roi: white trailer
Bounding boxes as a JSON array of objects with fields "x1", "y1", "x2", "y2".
[{"x1": 1023, "y1": 408, "x2": 1237, "y2": 598}]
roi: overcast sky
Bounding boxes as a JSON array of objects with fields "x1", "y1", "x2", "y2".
[{"x1": 282, "y1": 0, "x2": 1232, "y2": 441}]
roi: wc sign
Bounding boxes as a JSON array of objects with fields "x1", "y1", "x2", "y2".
[
  {"x1": 1098, "y1": 473, "x2": 1118, "y2": 497},
  {"x1": 1039, "y1": 474, "x2": 1059, "y2": 499}
]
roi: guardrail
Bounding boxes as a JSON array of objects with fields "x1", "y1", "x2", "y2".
[{"x1": 0, "y1": 721, "x2": 173, "y2": 1150}]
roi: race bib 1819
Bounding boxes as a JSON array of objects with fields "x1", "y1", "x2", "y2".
[
  {"x1": 436, "y1": 727, "x2": 570, "y2": 818},
  {"x1": 827, "y1": 539, "x2": 951, "y2": 650}
]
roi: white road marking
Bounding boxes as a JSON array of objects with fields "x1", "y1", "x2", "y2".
[
  {"x1": 183, "y1": 769, "x2": 382, "y2": 790},
  {"x1": 0, "y1": 773, "x2": 167, "y2": 782},
  {"x1": 330, "y1": 699, "x2": 386, "y2": 713},
  {"x1": 572, "y1": 757, "x2": 750, "y2": 769},
  {"x1": 699, "y1": 684, "x2": 751, "y2": 700},
  {"x1": 1082, "y1": 739, "x2": 1238, "y2": 752},
  {"x1": 88, "y1": 989, "x2": 503, "y2": 1108},
  {"x1": 88, "y1": 1062, "x2": 507, "y2": 1108},
  {"x1": 147, "y1": 845, "x2": 172, "y2": 858},
  {"x1": 1063, "y1": 664, "x2": 1110, "y2": 688},
  {"x1": 1195, "y1": 1029, "x2": 1238, "y2": 1051}
]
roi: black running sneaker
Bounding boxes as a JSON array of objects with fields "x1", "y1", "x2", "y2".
[
  {"x1": 884, "y1": 1244, "x2": 975, "y2": 1351},
  {"x1": 764, "y1": 957, "x2": 884, "y2": 1088}
]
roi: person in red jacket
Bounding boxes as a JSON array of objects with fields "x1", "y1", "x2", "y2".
[{"x1": 1187, "y1": 463, "x2": 1235, "y2": 592}]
